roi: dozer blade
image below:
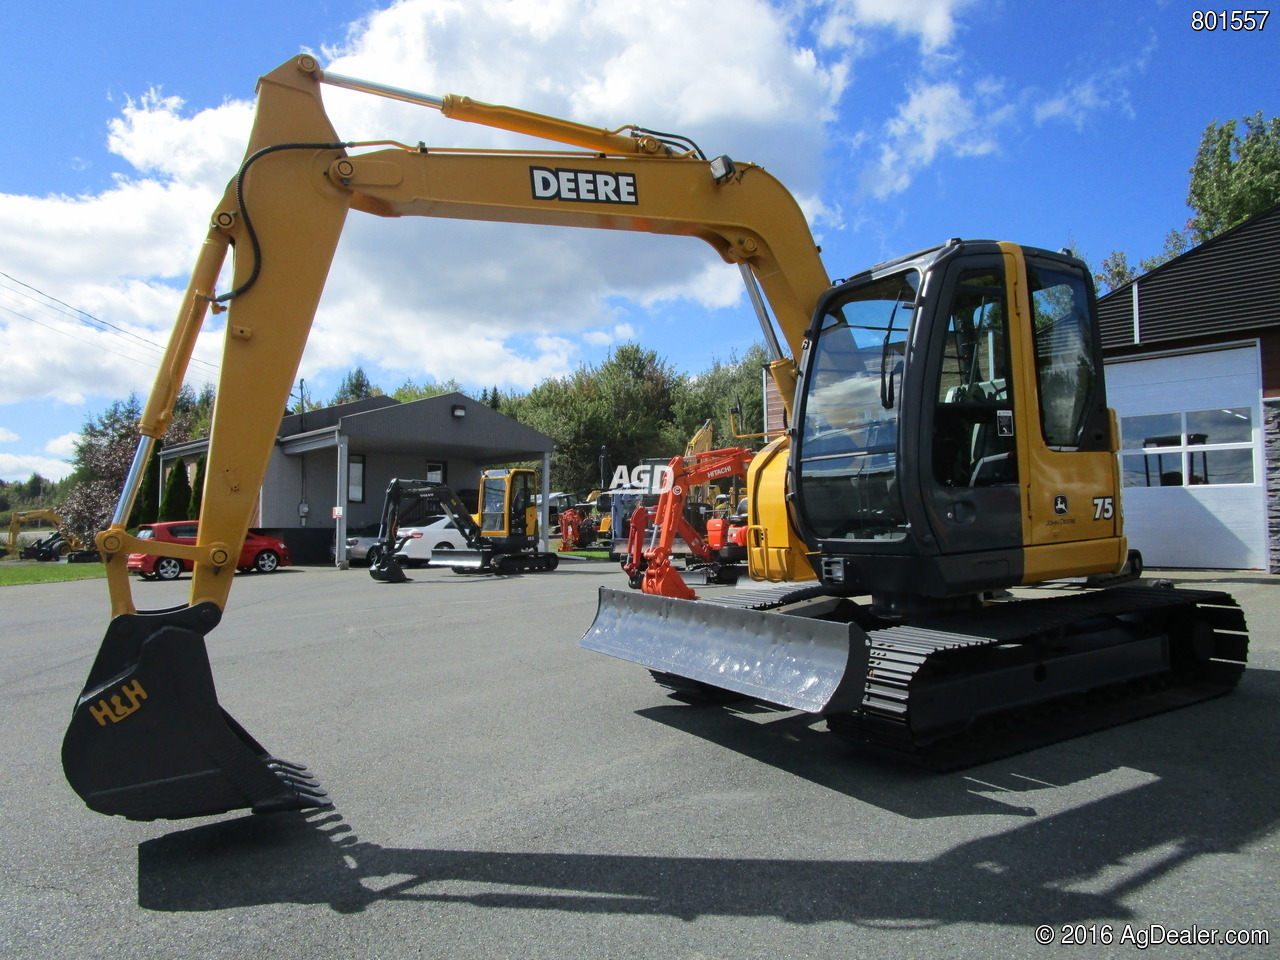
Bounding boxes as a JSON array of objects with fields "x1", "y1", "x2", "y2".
[
  {"x1": 62, "y1": 603, "x2": 329, "y2": 821},
  {"x1": 435, "y1": 550, "x2": 490, "y2": 571},
  {"x1": 581, "y1": 587, "x2": 868, "y2": 713}
]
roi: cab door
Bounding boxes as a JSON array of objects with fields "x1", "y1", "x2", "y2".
[{"x1": 920, "y1": 254, "x2": 1024, "y2": 556}]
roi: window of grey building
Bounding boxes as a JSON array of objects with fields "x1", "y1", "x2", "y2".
[{"x1": 348, "y1": 455, "x2": 365, "y2": 503}]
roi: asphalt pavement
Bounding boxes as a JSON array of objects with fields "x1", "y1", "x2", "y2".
[{"x1": 1, "y1": 560, "x2": 1277, "y2": 959}]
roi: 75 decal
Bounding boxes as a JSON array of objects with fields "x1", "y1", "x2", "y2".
[{"x1": 1093, "y1": 496, "x2": 1115, "y2": 521}]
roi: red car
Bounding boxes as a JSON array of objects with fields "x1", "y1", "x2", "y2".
[{"x1": 127, "y1": 521, "x2": 291, "y2": 580}]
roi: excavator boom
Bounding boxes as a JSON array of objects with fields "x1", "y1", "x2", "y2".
[{"x1": 62, "y1": 56, "x2": 827, "y2": 820}]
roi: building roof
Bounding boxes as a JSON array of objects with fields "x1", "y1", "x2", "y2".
[
  {"x1": 162, "y1": 392, "x2": 553, "y2": 465},
  {"x1": 1098, "y1": 201, "x2": 1280, "y2": 351}
]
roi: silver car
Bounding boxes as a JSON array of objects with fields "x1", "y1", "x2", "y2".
[{"x1": 344, "y1": 524, "x2": 382, "y2": 565}]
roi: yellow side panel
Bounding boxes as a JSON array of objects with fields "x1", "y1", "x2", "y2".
[
  {"x1": 745, "y1": 436, "x2": 816, "y2": 582},
  {"x1": 1022, "y1": 537, "x2": 1128, "y2": 583},
  {"x1": 997, "y1": 243, "x2": 1128, "y2": 584}
]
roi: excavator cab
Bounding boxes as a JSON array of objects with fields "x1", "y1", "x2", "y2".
[
  {"x1": 477, "y1": 468, "x2": 538, "y2": 545},
  {"x1": 792, "y1": 239, "x2": 1123, "y2": 604}
]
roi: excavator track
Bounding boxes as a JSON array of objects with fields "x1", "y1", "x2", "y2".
[
  {"x1": 832, "y1": 586, "x2": 1247, "y2": 769},
  {"x1": 638, "y1": 583, "x2": 1248, "y2": 770}
]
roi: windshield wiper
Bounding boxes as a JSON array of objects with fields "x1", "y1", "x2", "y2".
[{"x1": 879, "y1": 299, "x2": 905, "y2": 410}]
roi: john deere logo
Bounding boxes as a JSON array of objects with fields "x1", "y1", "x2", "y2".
[
  {"x1": 1054, "y1": 495, "x2": 1069, "y2": 515},
  {"x1": 530, "y1": 166, "x2": 638, "y2": 204}
]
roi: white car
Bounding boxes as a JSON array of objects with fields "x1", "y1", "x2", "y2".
[{"x1": 391, "y1": 515, "x2": 471, "y2": 565}]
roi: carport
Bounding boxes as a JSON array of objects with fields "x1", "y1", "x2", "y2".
[{"x1": 160, "y1": 393, "x2": 555, "y2": 564}]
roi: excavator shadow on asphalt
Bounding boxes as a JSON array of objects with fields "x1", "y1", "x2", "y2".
[{"x1": 136, "y1": 669, "x2": 1278, "y2": 925}]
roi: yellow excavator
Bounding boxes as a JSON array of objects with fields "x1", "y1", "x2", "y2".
[
  {"x1": 3, "y1": 509, "x2": 86, "y2": 560},
  {"x1": 368, "y1": 468, "x2": 558, "y2": 582},
  {"x1": 61, "y1": 57, "x2": 1248, "y2": 821}
]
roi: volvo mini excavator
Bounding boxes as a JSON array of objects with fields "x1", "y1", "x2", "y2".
[
  {"x1": 368, "y1": 469, "x2": 558, "y2": 582},
  {"x1": 61, "y1": 57, "x2": 1248, "y2": 822}
]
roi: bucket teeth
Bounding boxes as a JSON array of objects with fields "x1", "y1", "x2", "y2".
[{"x1": 267, "y1": 759, "x2": 328, "y2": 797}]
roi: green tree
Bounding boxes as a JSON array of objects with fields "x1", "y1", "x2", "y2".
[
  {"x1": 1137, "y1": 228, "x2": 1192, "y2": 273},
  {"x1": 187, "y1": 454, "x2": 207, "y2": 521},
  {"x1": 22, "y1": 473, "x2": 47, "y2": 500},
  {"x1": 675, "y1": 344, "x2": 771, "y2": 446},
  {"x1": 1093, "y1": 250, "x2": 1138, "y2": 293},
  {"x1": 159, "y1": 463, "x2": 193, "y2": 522},
  {"x1": 508, "y1": 344, "x2": 694, "y2": 494},
  {"x1": 1187, "y1": 111, "x2": 1280, "y2": 241},
  {"x1": 391, "y1": 377, "x2": 462, "y2": 401},
  {"x1": 127, "y1": 439, "x2": 163, "y2": 528},
  {"x1": 330, "y1": 366, "x2": 383, "y2": 405},
  {"x1": 1093, "y1": 110, "x2": 1280, "y2": 294},
  {"x1": 181, "y1": 383, "x2": 217, "y2": 439}
]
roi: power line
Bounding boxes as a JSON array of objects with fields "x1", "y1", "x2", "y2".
[{"x1": 0, "y1": 271, "x2": 220, "y2": 377}]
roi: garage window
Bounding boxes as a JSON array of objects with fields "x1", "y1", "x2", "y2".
[{"x1": 1120, "y1": 407, "x2": 1254, "y2": 486}]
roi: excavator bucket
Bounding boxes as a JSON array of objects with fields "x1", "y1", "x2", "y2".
[
  {"x1": 581, "y1": 587, "x2": 868, "y2": 713},
  {"x1": 369, "y1": 553, "x2": 409, "y2": 582},
  {"x1": 61, "y1": 603, "x2": 328, "y2": 821}
]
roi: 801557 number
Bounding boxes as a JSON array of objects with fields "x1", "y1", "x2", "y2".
[{"x1": 1192, "y1": 10, "x2": 1270, "y2": 30}]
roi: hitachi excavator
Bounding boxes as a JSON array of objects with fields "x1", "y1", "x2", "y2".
[{"x1": 61, "y1": 57, "x2": 1248, "y2": 822}]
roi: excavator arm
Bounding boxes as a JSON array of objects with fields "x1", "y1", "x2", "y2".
[
  {"x1": 99, "y1": 54, "x2": 826, "y2": 621},
  {"x1": 64, "y1": 55, "x2": 830, "y2": 820}
]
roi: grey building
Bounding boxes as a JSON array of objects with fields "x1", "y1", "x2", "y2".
[{"x1": 160, "y1": 392, "x2": 554, "y2": 564}]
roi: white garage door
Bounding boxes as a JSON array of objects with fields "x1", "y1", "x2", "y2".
[{"x1": 1105, "y1": 344, "x2": 1266, "y2": 569}]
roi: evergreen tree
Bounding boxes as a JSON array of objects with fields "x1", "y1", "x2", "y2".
[
  {"x1": 330, "y1": 366, "x2": 383, "y2": 405},
  {"x1": 187, "y1": 454, "x2": 207, "y2": 521},
  {"x1": 159, "y1": 463, "x2": 193, "y2": 522},
  {"x1": 127, "y1": 439, "x2": 163, "y2": 528}
]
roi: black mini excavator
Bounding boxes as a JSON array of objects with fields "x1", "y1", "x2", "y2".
[{"x1": 368, "y1": 469, "x2": 558, "y2": 582}]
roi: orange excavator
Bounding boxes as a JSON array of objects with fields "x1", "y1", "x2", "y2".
[{"x1": 621, "y1": 445, "x2": 754, "y2": 597}]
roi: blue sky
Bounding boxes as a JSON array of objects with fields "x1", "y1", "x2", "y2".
[{"x1": 1, "y1": 0, "x2": 1276, "y2": 482}]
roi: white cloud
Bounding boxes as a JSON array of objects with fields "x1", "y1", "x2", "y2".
[
  {"x1": 45, "y1": 432, "x2": 81, "y2": 457},
  {"x1": 581, "y1": 322, "x2": 637, "y2": 347},
  {"x1": 0, "y1": 427, "x2": 17, "y2": 442},
  {"x1": 1033, "y1": 68, "x2": 1138, "y2": 130},
  {"x1": 859, "y1": 79, "x2": 1008, "y2": 198},
  {"x1": 818, "y1": 0, "x2": 978, "y2": 54},
  {"x1": 0, "y1": 453, "x2": 74, "y2": 482}
]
